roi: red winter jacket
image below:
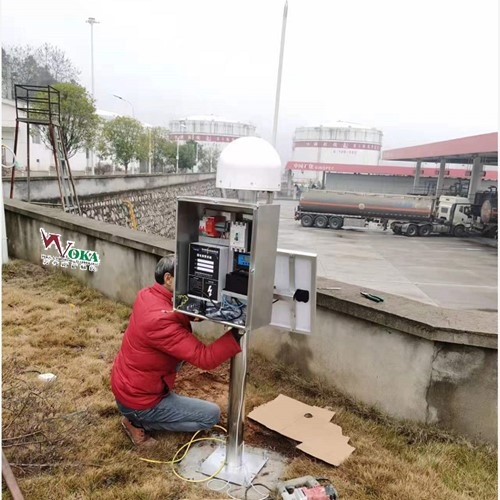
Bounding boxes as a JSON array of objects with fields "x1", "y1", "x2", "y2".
[{"x1": 111, "y1": 282, "x2": 241, "y2": 410}]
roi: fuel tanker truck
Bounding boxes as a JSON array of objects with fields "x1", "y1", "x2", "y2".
[
  {"x1": 471, "y1": 186, "x2": 498, "y2": 238},
  {"x1": 294, "y1": 190, "x2": 473, "y2": 237}
]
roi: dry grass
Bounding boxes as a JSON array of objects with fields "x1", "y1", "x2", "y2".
[{"x1": 2, "y1": 259, "x2": 497, "y2": 500}]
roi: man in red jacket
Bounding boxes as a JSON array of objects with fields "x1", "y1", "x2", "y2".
[{"x1": 111, "y1": 255, "x2": 242, "y2": 447}]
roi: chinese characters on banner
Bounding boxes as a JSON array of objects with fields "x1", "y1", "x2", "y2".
[
  {"x1": 169, "y1": 134, "x2": 236, "y2": 143},
  {"x1": 293, "y1": 141, "x2": 381, "y2": 150},
  {"x1": 41, "y1": 254, "x2": 99, "y2": 272},
  {"x1": 39, "y1": 228, "x2": 100, "y2": 273}
]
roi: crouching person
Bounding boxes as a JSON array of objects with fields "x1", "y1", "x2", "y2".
[{"x1": 111, "y1": 255, "x2": 242, "y2": 446}]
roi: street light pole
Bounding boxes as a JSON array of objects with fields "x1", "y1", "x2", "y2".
[
  {"x1": 113, "y1": 94, "x2": 135, "y2": 118},
  {"x1": 86, "y1": 17, "x2": 99, "y2": 176},
  {"x1": 176, "y1": 123, "x2": 186, "y2": 173},
  {"x1": 176, "y1": 139, "x2": 180, "y2": 174},
  {"x1": 271, "y1": 0, "x2": 288, "y2": 148},
  {"x1": 112, "y1": 93, "x2": 138, "y2": 174},
  {"x1": 148, "y1": 127, "x2": 152, "y2": 174},
  {"x1": 271, "y1": 1, "x2": 291, "y2": 197}
]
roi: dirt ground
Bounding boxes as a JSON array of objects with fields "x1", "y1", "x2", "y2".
[{"x1": 175, "y1": 363, "x2": 301, "y2": 460}]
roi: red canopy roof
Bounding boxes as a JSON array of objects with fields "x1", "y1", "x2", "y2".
[
  {"x1": 382, "y1": 132, "x2": 498, "y2": 165},
  {"x1": 285, "y1": 161, "x2": 497, "y2": 180}
]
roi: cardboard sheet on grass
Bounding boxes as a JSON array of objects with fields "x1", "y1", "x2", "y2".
[{"x1": 248, "y1": 394, "x2": 355, "y2": 466}]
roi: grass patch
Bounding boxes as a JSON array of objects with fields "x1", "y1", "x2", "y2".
[{"x1": 2, "y1": 259, "x2": 497, "y2": 499}]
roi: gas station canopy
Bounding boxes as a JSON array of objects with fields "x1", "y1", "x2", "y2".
[{"x1": 382, "y1": 132, "x2": 498, "y2": 165}]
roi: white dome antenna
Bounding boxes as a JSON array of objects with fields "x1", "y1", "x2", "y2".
[{"x1": 216, "y1": 137, "x2": 282, "y2": 192}]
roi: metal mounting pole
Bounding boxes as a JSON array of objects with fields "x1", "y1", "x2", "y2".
[
  {"x1": 225, "y1": 332, "x2": 249, "y2": 467},
  {"x1": 200, "y1": 325, "x2": 267, "y2": 485}
]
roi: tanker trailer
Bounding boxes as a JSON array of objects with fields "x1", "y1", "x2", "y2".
[
  {"x1": 471, "y1": 187, "x2": 498, "y2": 238},
  {"x1": 294, "y1": 190, "x2": 473, "y2": 237}
]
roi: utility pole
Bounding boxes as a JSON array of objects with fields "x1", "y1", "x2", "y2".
[
  {"x1": 86, "y1": 17, "x2": 100, "y2": 175},
  {"x1": 271, "y1": 1, "x2": 290, "y2": 197},
  {"x1": 271, "y1": 0, "x2": 288, "y2": 148}
]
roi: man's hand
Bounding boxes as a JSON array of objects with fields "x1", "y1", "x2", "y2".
[{"x1": 230, "y1": 328, "x2": 245, "y2": 344}]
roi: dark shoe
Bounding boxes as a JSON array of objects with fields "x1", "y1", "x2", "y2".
[{"x1": 121, "y1": 417, "x2": 157, "y2": 447}]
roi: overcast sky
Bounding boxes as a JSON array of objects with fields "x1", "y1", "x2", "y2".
[{"x1": 2, "y1": 0, "x2": 498, "y2": 161}]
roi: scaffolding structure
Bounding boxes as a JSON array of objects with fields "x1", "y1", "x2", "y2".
[{"x1": 10, "y1": 84, "x2": 81, "y2": 215}]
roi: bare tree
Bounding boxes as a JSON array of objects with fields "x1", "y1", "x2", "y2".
[
  {"x1": 2, "y1": 48, "x2": 11, "y2": 98},
  {"x1": 4, "y1": 45, "x2": 54, "y2": 88},
  {"x1": 2, "y1": 44, "x2": 80, "y2": 93},
  {"x1": 35, "y1": 44, "x2": 80, "y2": 83}
]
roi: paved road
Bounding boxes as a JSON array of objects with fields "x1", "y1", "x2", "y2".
[{"x1": 276, "y1": 200, "x2": 498, "y2": 311}]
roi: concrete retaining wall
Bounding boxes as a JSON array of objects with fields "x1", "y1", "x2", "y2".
[
  {"x1": 3, "y1": 173, "x2": 217, "y2": 238},
  {"x1": 77, "y1": 180, "x2": 217, "y2": 239},
  {"x1": 4, "y1": 199, "x2": 174, "y2": 305},
  {"x1": 251, "y1": 304, "x2": 497, "y2": 444},
  {"x1": 3, "y1": 198, "x2": 497, "y2": 444},
  {"x1": 3, "y1": 173, "x2": 215, "y2": 201}
]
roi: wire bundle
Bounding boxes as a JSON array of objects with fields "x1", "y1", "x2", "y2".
[
  {"x1": 204, "y1": 295, "x2": 246, "y2": 323},
  {"x1": 138, "y1": 425, "x2": 272, "y2": 499}
]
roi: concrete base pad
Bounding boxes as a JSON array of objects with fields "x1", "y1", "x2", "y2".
[
  {"x1": 199, "y1": 446, "x2": 268, "y2": 486},
  {"x1": 178, "y1": 440, "x2": 288, "y2": 499}
]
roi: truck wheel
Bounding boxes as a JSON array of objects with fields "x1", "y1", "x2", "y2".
[
  {"x1": 406, "y1": 224, "x2": 418, "y2": 237},
  {"x1": 453, "y1": 225, "x2": 466, "y2": 237},
  {"x1": 419, "y1": 225, "x2": 432, "y2": 237},
  {"x1": 392, "y1": 225, "x2": 402, "y2": 235},
  {"x1": 329, "y1": 217, "x2": 343, "y2": 230},
  {"x1": 301, "y1": 214, "x2": 314, "y2": 227},
  {"x1": 314, "y1": 215, "x2": 328, "y2": 228}
]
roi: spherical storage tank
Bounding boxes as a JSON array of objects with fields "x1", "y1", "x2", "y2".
[{"x1": 292, "y1": 122, "x2": 383, "y2": 166}]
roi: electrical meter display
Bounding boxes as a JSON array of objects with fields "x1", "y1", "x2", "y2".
[{"x1": 236, "y1": 253, "x2": 250, "y2": 269}]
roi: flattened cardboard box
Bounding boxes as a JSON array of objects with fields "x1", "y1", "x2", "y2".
[{"x1": 248, "y1": 394, "x2": 355, "y2": 466}]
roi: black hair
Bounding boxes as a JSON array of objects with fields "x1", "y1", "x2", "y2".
[{"x1": 154, "y1": 255, "x2": 175, "y2": 285}]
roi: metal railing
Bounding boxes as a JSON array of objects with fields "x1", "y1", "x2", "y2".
[{"x1": 14, "y1": 84, "x2": 61, "y2": 126}]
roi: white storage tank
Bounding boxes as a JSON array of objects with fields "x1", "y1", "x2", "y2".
[
  {"x1": 169, "y1": 116, "x2": 256, "y2": 147},
  {"x1": 289, "y1": 121, "x2": 383, "y2": 185},
  {"x1": 169, "y1": 116, "x2": 257, "y2": 172}
]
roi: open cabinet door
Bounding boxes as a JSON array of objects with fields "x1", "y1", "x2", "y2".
[{"x1": 271, "y1": 249, "x2": 317, "y2": 334}]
